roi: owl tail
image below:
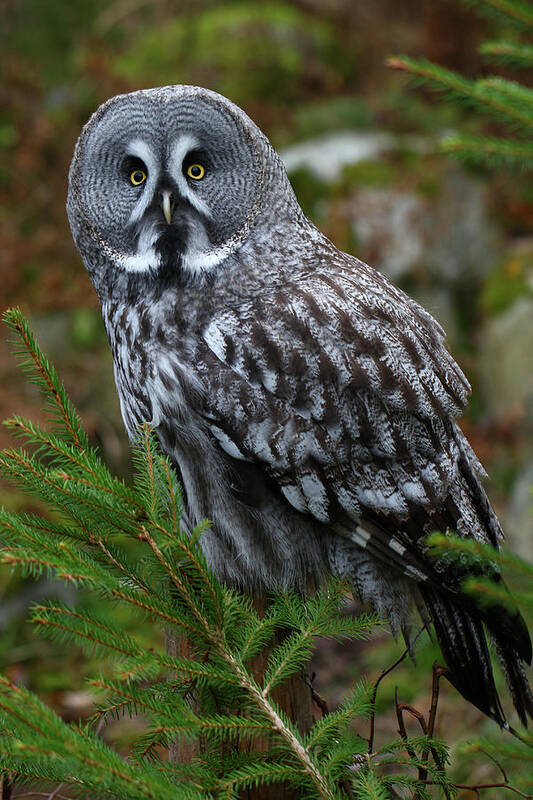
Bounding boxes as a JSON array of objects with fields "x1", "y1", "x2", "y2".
[
  {"x1": 491, "y1": 632, "x2": 533, "y2": 726},
  {"x1": 422, "y1": 588, "x2": 533, "y2": 726}
]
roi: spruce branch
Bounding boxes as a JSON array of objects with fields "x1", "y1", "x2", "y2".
[
  {"x1": 90, "y1": 680, "x2": 173, "y2": 725},
  {"x1": 0, "y1": 447, "x2": 140, "y2": 538},
  {"x1": 218, "y1": 651, "x2": 336, "y2": 799},
  {"x1": 0, "y1": 678, "x2": 194, "y2": 800},
  {"x1": 235, "y1": 614, "x2": 277, "y2": 663},
  {"x1": 441, "y1": 134, "x2": 533, "y2": 169},
  {"x1": 351, "y1": 769, "x2": 389, "y2": 800},
  {"x1": 463, "y1": 0, "x2": 533, "y2": 29},
  {"x1": 305, "y1": 679, "x2": 372, "y2": 753},
  {"x1": 215, "y1": 761, "x2": 305, "y2": 797},
  {"x1": 389, "y1": 0, "x2": 533, "y2": 178},
  {"x1": 386, "y1": 56, "x2": 533, "y2": 131},
  {"x1": 4, "y1": 415, "x2": 141, "y2": 510},
  {"x1": 138, "y1": 541, "x2": 340, "y2": 798},
  {"x1": 0, "y1": 311, "x2": 461, "y2": 798},
  {"x1": 30, "y1": 603, "x2": 146, "y2": 659},
  {"x1": 262, "y1": 630, "x2": 316, "y2": 696},
  {"x1": 480, "y1": 39, "x2": 533, "y2": 66},
  {"x1": 478, "y1": 75, "x2": 533, "y2": 114},
  {"x1": 2, "y1": 309, "x2": 88, "y2": 450}
]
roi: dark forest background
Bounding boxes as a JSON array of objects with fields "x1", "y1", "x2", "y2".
[{"x1": 1, "y1": 1, "x2": 533, "y2": 794}]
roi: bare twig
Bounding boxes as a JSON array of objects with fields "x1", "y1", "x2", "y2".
[
  {"x1": 303, "y1": 672, "x2": 329, "y2": 718},
  {"x1": 396, "y1": 698, "x2": 430, "y2": 797},
  {"x1": 423, "y1": 663, "x2": 450, "y2": 797},
  {"x1": 396, "y1": 703, "x2": 427, "y2": 734},
  {"x1": 394, "y1": 665, "x2": 451, "y2": 800},
  {"x1": 368, "y1": 627, "x2": 427, "y2": 754},
  {"x1": 452, "y1": 784, "x2": 531, "y2": 799},
  {"x1": 1, "y1": 774, "x2": 13, "y2": 800},
  {"x1": 427, "y1": 663, "x2": 446, "y2": 740},
  {"x1": 47, "y1": 786, "x2": 66, "y2": 800},
  {"x1": 368, "y1": 647, "x2": 409, "y2": 753},
  {"x1": 422, "y1": 780, "x2": 532, "y2": 798},
  {"x1": 394, "y1": 688, "x2": 418, "y2": 763},
  {"x1": 479, "y1": 749, "x2": 509, "y2": 784}
]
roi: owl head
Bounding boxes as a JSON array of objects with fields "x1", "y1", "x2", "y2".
[{"x1": 67, "y1": 85, "x2": 298, "y2": 291}]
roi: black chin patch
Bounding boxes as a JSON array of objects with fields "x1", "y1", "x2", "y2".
[
  {"x1": 153, "y1": 210, "x2": 191, "y2": 284},
  {"x1": 156, "y1": 226, "x2": 187, "y2": 270},
  {"x1": 138, "y1": 199, "x2": 210, "y2": 287}
]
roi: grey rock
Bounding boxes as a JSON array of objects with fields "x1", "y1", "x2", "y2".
[
  {"x1": 349, "y1": 188, "x2": 425, "y2": 281},
  {"x1": 280, "y1": 130, "x2": 434, "y2": 182},
  {"x1": 479, "y1": 298, "x2": 533, "y2": 421},
  {"x1": 429, "y1": 168, "x2": 499, "y2": 282},
  {"x1": 346, "y1": 167, "x2": 498, "y2": 283},
  {"x1": 280, "y1": 129, "x2": 499, "y2": 286},
  {"x1": 280, "y1": 131, "x2": 396, "y2": 181},
  {"x1": 504, "y1": 461, "x2": 533, "y2": 561}
]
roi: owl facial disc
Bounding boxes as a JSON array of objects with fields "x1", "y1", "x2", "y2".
[
  {"x1": 67, "y1": 85, "x2": 273, "y2": 287},
  {"x1": 121, "y1": 135, "x2": 214, "y2": 276}
]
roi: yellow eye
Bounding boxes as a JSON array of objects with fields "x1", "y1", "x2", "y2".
[
  {"x1": 187, "y1": 163, "x2": 205, "y2": 180},
  {"x1": 130, "y1": 169, "x2": 146, "y2": 186}
]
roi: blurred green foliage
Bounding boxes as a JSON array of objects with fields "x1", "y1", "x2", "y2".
[
  {"x1": 2, "y1": 1, "x2": 533, "y2": 795},
  {"x1": 112, "y1": 4, "x2": 356, "y2": 106},
  {"x1": 290, "y1": 96, "x2": 374, "y2": 140},
  {"x1": 5, "y1": 0, "x2": 107, "y2": 85},
  {"x1": 481, "y1": 251, "x2": 533, "y2": 315}
]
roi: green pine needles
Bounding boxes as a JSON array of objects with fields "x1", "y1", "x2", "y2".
[
  {"x1": 0, "y1": 309, "x2": 457, "y2": 798},
  {"x1": 388, "y1": 0, "x2": 533, "y2": 171}
]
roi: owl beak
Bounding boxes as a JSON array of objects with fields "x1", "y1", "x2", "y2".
[{"x1": 161, "y1": 190, "x2": 174, "y2": 225}]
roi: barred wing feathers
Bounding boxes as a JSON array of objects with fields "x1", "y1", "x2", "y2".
[
  {"x1": 200, "y1": 262, "x2": 471, "y2": 527},
  {"x1": 196, "y1": 259, "x2": 533, "y2": 725}
]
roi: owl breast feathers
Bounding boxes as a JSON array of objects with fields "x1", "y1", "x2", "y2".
[{"x1": 68, "y1": 84, "x2": 533, "y2": 726}]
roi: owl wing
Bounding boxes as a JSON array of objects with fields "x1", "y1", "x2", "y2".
[
  {"x1": 197, "y1": 259, "x2": 473, "y2": 541},
  {"x1": 193, "y1": 258, "x2": 533, "y2": 726}
]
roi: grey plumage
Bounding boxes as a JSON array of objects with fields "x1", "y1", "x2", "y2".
[{"x1": 67, "y1": 84, "x2": 533, "y2": 725}]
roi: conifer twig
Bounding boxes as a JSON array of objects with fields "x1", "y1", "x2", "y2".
[
  {"x1": 386, "y1": 56, "x2": 533, "y2": 130},
  {"x1": 139, "y1": 526, "x2": 335, "y2": 799},
  {"x1": 1, "y1": 311, "x2": 463, "y2": 798},
  {"x1": 368, "y1": 646, "x2": 409, "y2": 753},
  {"x1": 475, "y1": 0, "x2": 533, "y2": 28},
  {"x1": 3, "y1": 309, "x2": 86, "y2": 450}
]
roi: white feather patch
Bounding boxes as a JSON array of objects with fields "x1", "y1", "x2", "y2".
[
  {"x1": 168, "y1": 134, "x2": 212, "y2": 218},
  {"x1": 281, "y1": 484, "x2": 308, "y2": 513},
  {"x1": 181, "y1": 242, "x2": 233, "y2": 276},
  {"x1": 126, "y1": 139, "x2": 159, "y2": 225},
  {"x1": 203, "y1": 324, "x2": 227, "y2": 362},
  {"x1": 120, "y1": 219, "x2": 161, "y2": 273},
  {"x1": 210, "y1": 426, "x2": 248, "y2": 460},
  {"x1": 300, "y1": 473, "x2": 329, "y2": 522}
]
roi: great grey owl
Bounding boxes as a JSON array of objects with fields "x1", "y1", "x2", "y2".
[{"x1": 67, "y1": 84, "x2": 533, "y2": 726}]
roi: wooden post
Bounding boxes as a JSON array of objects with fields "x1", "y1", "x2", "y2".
[
  {"x1": 241, "y1": 629, "x2": 315, "y2": 800},
  {"x1": 0, "y1": 773, "x2": 13, "y2": 800},
  {"x1": 166, "y1": 595, "x2": 316, "y2": 799},
  {"x1": 165, "y1": 629, "x2": 197, "y2": 764},
  {"x1": 239, "y1": 594, "x2": 315, "y2": 800}
]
